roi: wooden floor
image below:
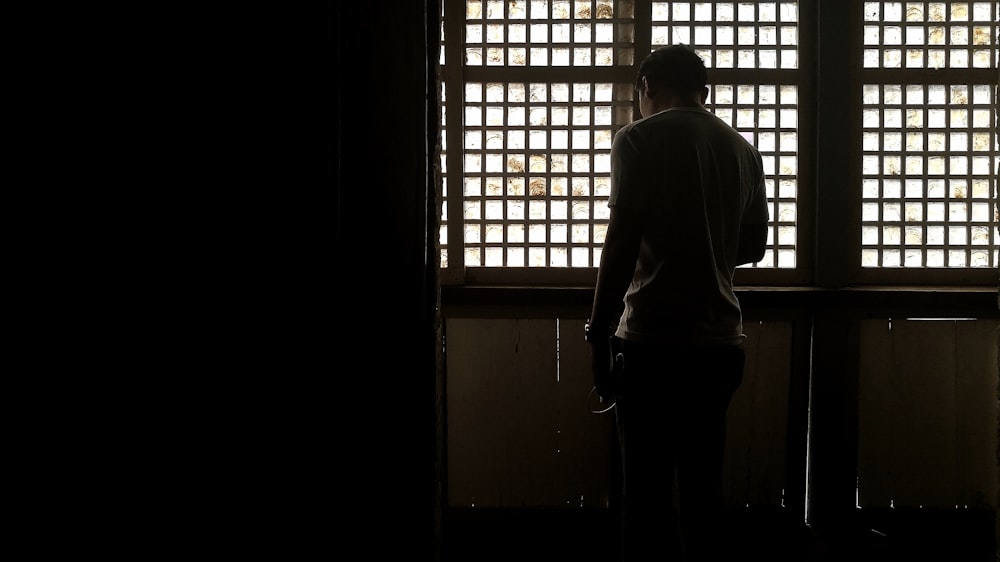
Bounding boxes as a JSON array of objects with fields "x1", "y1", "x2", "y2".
[{"x1": 442, "y1": 507, "x2": 997, "y2": 561}]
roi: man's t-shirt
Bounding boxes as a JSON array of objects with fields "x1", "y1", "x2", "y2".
[{"x1": 609, "y1": 107, "x2": 769, "y2": 346}]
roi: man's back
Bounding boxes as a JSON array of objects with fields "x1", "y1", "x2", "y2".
[{"x1": 609, "y1": 106, "x2": 768, "y2": 345}]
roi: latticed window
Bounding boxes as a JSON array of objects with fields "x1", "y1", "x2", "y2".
[
  {"x1": 861, "y1": 2, "x2": 997, "y2": 269},
  {"x1": 438, "y1": 0, "x2": 998, "y2": 287}
]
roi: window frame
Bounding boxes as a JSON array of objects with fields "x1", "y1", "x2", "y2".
[{"x1": 438, "y1": 0, "x2": 999, "y2": 290}]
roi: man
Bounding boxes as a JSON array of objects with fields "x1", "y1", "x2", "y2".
[{"x1": 586, "y1": 44, "x2": 769, "y2": 561}]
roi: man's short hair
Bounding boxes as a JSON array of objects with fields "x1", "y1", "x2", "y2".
[{"x1": 636, "y1": 44, "x2": 707, "y2": 93}]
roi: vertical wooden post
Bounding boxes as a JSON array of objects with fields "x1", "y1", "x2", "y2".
[
  {"x1": 811, "y1": 0, "x2": 863, "y2": 537},
  {"x1": 807, "y1": 310, "x2": 861, "y2": 532}
]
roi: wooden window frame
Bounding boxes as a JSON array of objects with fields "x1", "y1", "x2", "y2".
[{"x1": 438, "y1": 0, "x2": 999, "y2": 290}]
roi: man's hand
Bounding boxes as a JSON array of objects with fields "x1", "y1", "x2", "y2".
[{"x1": 588, "y1": 337, "x2": 615, "y2": 402}]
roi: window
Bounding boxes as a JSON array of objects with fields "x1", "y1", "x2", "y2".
[
  {"x1": 438, "y1": 0, "x2": 998, "y2": 287},
  {"x1": 861, "y1": 2, "x2": 997, "y2": 270}
]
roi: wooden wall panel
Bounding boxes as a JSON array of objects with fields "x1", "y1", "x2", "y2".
[
  {"x1": 446, "y1": 318, "x2": 561, "y2": 507},
  {"x1": 858, "y1": 319, "x2": 894, "y2": 507},
  {"x1": 954, "y1": 320, "x2": 999, "y2": 509},
  {"x1": 892, "y1": 320, "x2": 958, "y2": 508},
  {"x1": 723, "y1": 320, "x2": 794, "y2": 507},
  {"x1": 555, "y1": 318, "x2": 616, "y2": 507},
  {"x1": 446, "y1": 317, "x2": 614, "y2": 507},
  {"x1": 858, "y1": 318, "x2": 999, "y2": 509},
  {"x1": 446, "y1": 318, "x2": 808, "y2": 510}
]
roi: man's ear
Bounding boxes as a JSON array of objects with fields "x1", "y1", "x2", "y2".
[{"x1": 700, "y1": 86, "x2": 709, "y2": 104}]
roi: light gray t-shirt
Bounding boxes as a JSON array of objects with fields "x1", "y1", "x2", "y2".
[{"x1": 609, "y1": 107, "x2": 769, "y2": 345}]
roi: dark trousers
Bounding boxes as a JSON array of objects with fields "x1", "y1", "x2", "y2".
[{"x1": 613, "y1": 339, "x2": 744, "y2": 562}]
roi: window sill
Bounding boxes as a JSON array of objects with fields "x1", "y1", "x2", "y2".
[{"x1": 441, "y1": 285, "x2": 999, "y2": 318}]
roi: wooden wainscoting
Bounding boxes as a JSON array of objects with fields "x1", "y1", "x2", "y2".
[
  {"x1": 857, "y1": 318, "x2": 999, "y2": 510},
  {"x1": 445, "y1": 317, "x2": 799, "y2": 509},
  {"x1": 445, "y1": 317, "x2": 615, "y2": 508}
]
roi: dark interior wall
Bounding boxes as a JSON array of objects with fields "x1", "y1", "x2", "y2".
[{"x1": 336, "y1": 2, "x2": 439, "y2": 560}]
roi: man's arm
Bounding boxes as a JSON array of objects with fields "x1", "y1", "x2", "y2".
[
  {"x1": 736, "y1": 169, "x2": 769, "y2": 266},
  {"x1": 735, "y1": 221, "x2": 767, "y2": 265},
  {"x1": 588, "y1": 206, "x2": 642, "y2": 333},
  {"x1": 588, "y1": 205, "x2": 641, "y2": 402}
]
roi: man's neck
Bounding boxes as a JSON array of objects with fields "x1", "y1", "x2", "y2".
[{"x1": 651, "y1": 96, "x2": 704, "y2": 113}]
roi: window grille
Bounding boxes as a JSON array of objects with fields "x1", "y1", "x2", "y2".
[
  {"x1": 438, "y1": 0, "x2": 999, "y2": 285},
  {"x1": 441, "y1": 0, "x2": 636, "y2": 280},
  {"x1": 860, "y1": 1, "x2": 999, "y2": 269}
]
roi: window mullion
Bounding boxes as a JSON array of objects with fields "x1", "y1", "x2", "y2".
[
  {"x1": 815, "y1": 0, "x2": 864, "y2": 288},
  {"x1": 443, "y1": 0, "x2": 468, "y2": 284}
]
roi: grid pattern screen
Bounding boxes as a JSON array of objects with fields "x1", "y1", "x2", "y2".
[
  {"x1": 443, "y1": 0, "x2": 801, "y2": 271},
  {"x1": 460, "y1": 81, "x2": 616, "y2": 267},
  {"x1": 449, "y1": 0, "x2": 635, "y2": 268},
  {"x1": 861, "y1": 2, "x2": 998, "y2": 268},
  {"x1": 463, "y1": 0, "x2": 632, "y2": 67},
  {"x1": 651, "y1": 1, "x2": 800, "y2": 69},
  {"x1": 440, "y1": 86, "x2": 451, "y2": 268},
  {"x1": 442, "y1": 1, "x2": 998, "y2": 278},
  {"x1": 440, "y1": 0, "x2": 450, "y2": 268},
  {"x1": 862, "y1": 1, "x2": 997, "y2": 69}
]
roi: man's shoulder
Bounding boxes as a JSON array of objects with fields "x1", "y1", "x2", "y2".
[
  {"x1": 615, "y1": 116, "x2": 647, "y2": 136},
  {"x1": 615, "y1": 111, "x2": 681, "y2": 140}
]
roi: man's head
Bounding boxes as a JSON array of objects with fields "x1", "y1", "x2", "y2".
[{"x1": 635, "y1": 44, "x2": 708, "y2": 116}]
